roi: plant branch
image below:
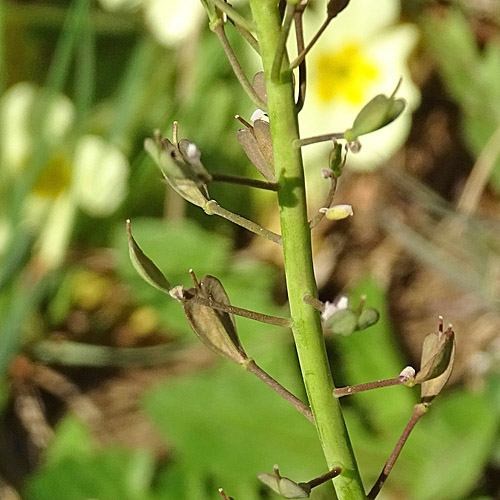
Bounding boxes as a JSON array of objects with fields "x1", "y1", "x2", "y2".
[
  {"x1": 367, "y1": 404, "x2": 428, "y2": 499},
  {"x1": 290, "y1": 14, "x2": 332, "y2": 69},
  {"x1": 204, "y1": 200, "x2": 282, "y2": 244},
  {"x1": 294, "y1": 6, "x2": 307, "y2": 112},
  {"x1": 211, "y1": 0, "x2": 256, "y2": 32},
  {"x1": 295, "y1": 132, "x2": 345, "y2": 148},
  {"x1": 334, "y1": 377, "x2": 403, "y2": 398},
  {"x1": 212, "y1": 22, "x2": 267, "y2": 111},
  {"x1": 189, "y1": 295, "x2": 292, "y2": 327},
  {"x1": 210, "y1": 172, "x2": 280, "y2": 191},
  {"x1": 309, "y1": 176, "x2": 337, "y2": 228},
  {"x1": 232, "y1": 22, "x2": 260, "y2": 54},
  {"x1": 244, "y1": 358, "x2": 314, "y2": 423},
  {"x1": 271, "y1": 1, "x2": 296, "y2": 83}
]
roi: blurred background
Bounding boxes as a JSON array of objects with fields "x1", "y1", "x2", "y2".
[{"x1": 0, "y1": 0, "x2": 500, "y2": 499}]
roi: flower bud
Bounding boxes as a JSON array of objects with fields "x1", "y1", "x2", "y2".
[{"x1": 319, "y1": 204, "x2": 353, "y2": 220}]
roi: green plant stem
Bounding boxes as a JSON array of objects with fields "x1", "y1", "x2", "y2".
[
  {"x1": 249, "y1": 2, "x2": 365, "y2": 499},
  {"x1": 290, "y1": 15, "x2": 332, "y2": 69},
  {"x1": 204, "y1": 200, "x2": 282, "y2": 244},
  {"x1": 367, "y1": 404, "x2": 427, "y2": 499},
  {"x1": 244, "y1": 359, "x2": 314, "y2": 423},
  {"x1": 271, "y1": 1, "x2": 296, "y2": 83},
  {"x1": 294, "y1": 6, "x2": 307, "y2": 112},
  {"x1": 232, "y1": 22, "x2": 260, "y2": 54},
  {"x1": 309, "y1": 176, "x2": 338, "y2": 229},
  {"x1": 212, "y1": 23, "x2": 267, "y2": 111}
]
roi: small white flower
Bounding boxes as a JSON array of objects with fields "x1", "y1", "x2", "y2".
[
  {"x1": 250, "y1": 109, "x2": 269, "y2": 123},
  {"x1": 300, "y1": 0, "x2": 420, "y2": 170},
  {"x1": 398, "y1": 366, "x2": 416, "y2": 383},
  {"x1": 321, "y1": 294, "x2": 349, "y2": 322}
]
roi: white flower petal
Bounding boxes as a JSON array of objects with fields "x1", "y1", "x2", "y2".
[
  {"x1": 144, "y1": 0, "x2": 204, "y2": 46},
  {"x1": 73, "y1": 136, "x2": 129, "y2": 217},
  {"x1": 0, "y1": 83, "x2": 37, "y2": 173},
  {"x1": 36, "y1": 193, "x2": 77, "y2": 270}
]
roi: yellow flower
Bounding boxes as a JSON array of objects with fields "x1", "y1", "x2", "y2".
[
  {"x1": 0, "y1": 83, "x2": 129, "y2": 269},
  {"x1": 299, "y1": 0, "x2": 420, "y2": 170}
]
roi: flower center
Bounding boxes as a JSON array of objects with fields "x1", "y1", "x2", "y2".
[
  {"x1": 314, "y1": 42, "x2": 379, "y2": 105},
  {"x1": 33, "y1": 153, "x2": 72, "y2": 198}
]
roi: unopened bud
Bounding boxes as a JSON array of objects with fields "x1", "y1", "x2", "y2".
[{"x1": 319, "y1": 204, "x2": 353, "y2": 220}]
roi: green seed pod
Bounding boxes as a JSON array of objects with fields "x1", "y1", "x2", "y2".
[
  {"x1": 329, "y1": 142, "x2": 345, "y2": 178},
  {"x1": 258, "y1": 467, "x2": 311, "y2": 499},
  {"x1": 357, "y1": 307, "x2": 380, "y2": 330},
  {"x1": 344, "y1": 82, "x2": 406, "y2": 142},
  {"x1": 126, "y1": 220, "x2": 171, "y2": 294},
  {"x1": 324, "y1": 308, "x2": 358, "y2": 335}
]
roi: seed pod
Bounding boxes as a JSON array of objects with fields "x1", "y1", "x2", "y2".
[
  {"x1": 324, "y1": 308, "x2": 358, "y2": 336},
  {"x1": 126, "y1": 220, "x2": 171, "y2": 294},
  {"x1": 181, "y1": 275, "x2": 247, "y2": 364},
  {"x1": 237, "y1": 127, "x2": 276, "y2": 182},
  {"x1": 357, "y1": 307, "x2": 380, "y2": 330}
]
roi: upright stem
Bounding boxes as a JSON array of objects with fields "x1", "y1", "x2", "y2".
[{"x1": 249, "y1": 2, "x2": 365, "y2": 499}]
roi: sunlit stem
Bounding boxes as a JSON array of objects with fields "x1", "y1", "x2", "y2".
[
  {"x1": 271, "y1": 1, "x2": 296, "y2": 83},
  {"x1": 244, "y1": 358, "x2": 314, "y2": 423},
  {"x1": 212, "y1": 22, "x2": 267, "y2": 111},
  {"x1": 309, "y1": 177, "x2": 338, "y2": 229},
  {"x1": 204, "y1": 200, "x2": 282, "y2": 245},
  {"x1": 334, "y1": 378, "x2": 403, "y2": 398},
  {"x1": 211, "y1": 0, "x2": 256, "y2": 32},
  {"x1": 210, "y1": 172, "x2": 280, "y2": 191},
  {"x1": 367, "y1": 404, "x2": 428, "y2": 499},
  {"x1": 294, "y1": 132, "x2": 345, "y2": 148}
]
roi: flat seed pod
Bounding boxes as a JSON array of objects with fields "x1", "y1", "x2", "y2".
[
  {"x1": 419, "y1": 328, "x2": 456, "y2": 403},
  {"x1": 344, "y1": 93, "x2": 406, "y2": 142},
  {"x1": 144, "y1": 137, "x2": 209, "y2": 208},
  {"x1": 357, "y1": 307, "x2": 380, "y2": 330},
  {"x1": 252, "y1": 72, "x2": 267, "y2": 104},
  {"x1": 253, "y1": 119, "x2": 276, "y2": 177},
  {"x1": 257, "y1": 472, "x2": 311, "y2": 499},
  {"x1": 182, "y1": 275, "x2": 247, "y2": 364},
  {"x1": 126, "y1": 220, "x2": 171, "y2": 294},
  {"x1": 324, "y1": 308, "x2": 358, "y2": 335},
  {"x1": 327, "y1": 0, "x2": 350, "y2": 18},
  {"x1": 237, "y1": 128, "x2": 276, "y2": 182},
  {"x1": 414, "y1": 327, "x2": 455, "y2": 385}
]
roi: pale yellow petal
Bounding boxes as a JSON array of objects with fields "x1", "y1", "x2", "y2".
[{"x1": 73, "y1": 135, "x2": 129, "y2": 217}]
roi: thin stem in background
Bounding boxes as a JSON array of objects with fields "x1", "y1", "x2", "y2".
[
  {"x1": 456, "y1": 122, "x2": 500, "y2": 217},
  {"x1": 334, "y1": 377, "x2": 403, "y2": 398},
  {"x1": 244, "y1": 358, "x2": 314, "y2": 423},
  {"x1": 302, "y1": 294, "x2": 324, "y2": 312},
  {"x1": 295, "y1": 132, "x2": 345, "y2": 148},
  {"x1": 230, "y1": 20, "x2": 260, "y2": 54},
  {"x1": 205, "y1": 200, "x2": 282, "y2": 244},
  {"x1": 211, "y1": 0, "x2": 256, "y2": 32},
  {"x1": 271, "y1": 1, "x2": 296, "y2": 82},
  {"x1": 210, "y1": 172, "x2": 280, "y2": 191},
  {"x1": 309, "y1": 177, "x2": 338, "y2": 229},
  {"x1": 294, "y1": 8, "x2": 307, "y2": 112},
  {"x1": 212, "y1": 23, "x2": 267, "y2": 111},
  {"x1": 367, "y1": 404, "x2": 428, "y2": 499}
]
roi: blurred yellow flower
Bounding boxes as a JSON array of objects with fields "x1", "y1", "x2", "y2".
[
  {"x1": 0, "y1": 82, "x2": 129, "y2": 270},
  {"x1": 299, "y1": 0, "x2": 420, "y2": 170}
]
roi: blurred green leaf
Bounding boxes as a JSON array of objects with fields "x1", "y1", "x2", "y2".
[
  {"x1": 143, "y1": 355, "x2": 330, "y2": 500},
  {"x1": 26, "y1": 416, "x2": 156, "y2": 500}
]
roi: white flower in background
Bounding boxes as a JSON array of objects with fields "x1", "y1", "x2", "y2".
[
  {"x1": 300, "y1": 0, "x2": 420, "y2": 170},
  {"x1": 98, "y1": 0, "x2": 205, "y2": 46},
  {"x1": 0, "y1": 82, "x2": 129, "y2": 269},
  {"x1": 321, "y1": 294, "x2": 349, "y2": 322}
]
